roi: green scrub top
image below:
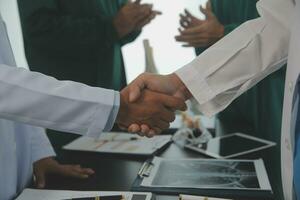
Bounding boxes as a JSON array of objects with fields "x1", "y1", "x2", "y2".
[
  {"x1": 17, "y1": 0, "x2": 140, "y2": 156},
  {"x1": 195, "y1": 1, "x2": 286, "y2": 199},
  {"x1": 17, "y1": 0, "x2": 140, "y2": 91}
]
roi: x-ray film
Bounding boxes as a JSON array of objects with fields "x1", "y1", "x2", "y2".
[{"x1": 141, "y1": 157, "x2": 271, "y2": 191}]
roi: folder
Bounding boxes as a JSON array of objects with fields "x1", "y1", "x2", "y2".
[{"x1": 131, "y1": 157, "x2": 273, "y2": 200}]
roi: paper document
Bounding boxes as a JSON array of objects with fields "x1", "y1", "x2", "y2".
[
  {"x1": 16, "y1": 189, "x2": 152, "y2": 200},
  {"x1": 63, "y1": 132, "x2": 172, "y2": 156}
]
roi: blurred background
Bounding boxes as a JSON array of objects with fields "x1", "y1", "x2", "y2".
[{"x1": 0, "y1": 0, "x2": 206, "y2": 82}]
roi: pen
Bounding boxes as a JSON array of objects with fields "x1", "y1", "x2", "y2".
[{"x1": 65, "y1": 195, "x2": 124, "y2": 200}]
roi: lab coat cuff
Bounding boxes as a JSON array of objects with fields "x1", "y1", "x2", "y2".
[
  {"x1": 103, "y1": 91, "x2": 120, "y2": 131},
  {"x1": 86, "y1": 90, "x2": 118, "y2": 138},
  {"x1": 31, "y1": 144, "x2": 56, "y2": 163},
  {"x1": 176, "y1": 64, "x2": 216, "y2": 105}
]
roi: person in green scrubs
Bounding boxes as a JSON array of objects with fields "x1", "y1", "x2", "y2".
[
  {"x1": 176, "y1": 1, "x2": 285, "y2": 199},
  {"x1": 17, "y1": 0, "x2": 159, "y2": 155}
]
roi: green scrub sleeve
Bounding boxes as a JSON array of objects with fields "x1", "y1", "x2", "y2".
[
  {"x1": 223, "y1": 23, "x2": 240, "y2": 35},
  {"x1": 120, "y1": 30, "x2": 141, "y2": 46}
]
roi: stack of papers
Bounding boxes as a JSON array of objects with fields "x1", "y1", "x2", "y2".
[
  {"x1": 16, "y1": 189, "x2": 153, "y2": 200},
  {"x1": 63, "y1": 132, "x2": 172, "y2": 156}
]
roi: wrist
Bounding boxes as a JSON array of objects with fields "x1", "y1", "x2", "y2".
[
  {"x1": 116, "y1": 91, "x2": 128, "y2": 125},
  {"x1": 113, "y1": 16, "x2": 126, "y2": 39},
  {"x1": 169, "y1": 73, "x2": 192, "y2": 100}
]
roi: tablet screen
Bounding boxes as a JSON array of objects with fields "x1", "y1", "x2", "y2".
[{"x1": 191, "y1": 134, "x2": 272, "y2": 157}]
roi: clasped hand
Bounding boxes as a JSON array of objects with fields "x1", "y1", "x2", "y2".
[{"x1": 116, "y1": 73, "x2": 192, "y2": 137}]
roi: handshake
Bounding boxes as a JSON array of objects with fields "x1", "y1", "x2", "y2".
[{"x1": 116, "y1": 73, "x2": 192, "y2": 137}]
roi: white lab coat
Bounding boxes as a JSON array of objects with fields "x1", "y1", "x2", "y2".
[
  {"x1": 0, "y1": 15, "x2": 119, "y2": 137},
  {"x1": 176, "y1": 0, "x2": 297, "y2": 199},
  {"x1": 0, "y1": 14, "x2": 119, "y2": 200},
  {"x1": 0, "y1": 17, "x2": 56, "y2": 200}
]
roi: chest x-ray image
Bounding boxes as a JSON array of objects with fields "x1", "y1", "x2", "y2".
[{"x1": 141, "y1": 157, "x2": 271, "y2": 191}]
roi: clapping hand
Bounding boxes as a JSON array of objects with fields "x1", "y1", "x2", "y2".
[
  {"x1": 175, "y1": 1, "x2": 224, "y2": 48},
  {"x1": 113, "y1": 0, "x2": 161, "y2": 39}
]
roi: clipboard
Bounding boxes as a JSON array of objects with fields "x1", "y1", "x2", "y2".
[{"x1": 131, "y1": 157, "x2": 273, "y2": 200}]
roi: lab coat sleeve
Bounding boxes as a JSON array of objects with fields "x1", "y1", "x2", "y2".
[
  {"x1": 30, "y1": 128, "x2": 55, "y2": 163},
  {"x1": 0, "y1": 64, "x2": 119, "y2": 138},
  {"x1": 176, "y1": 0, "x2": 293, "y2": 117}
]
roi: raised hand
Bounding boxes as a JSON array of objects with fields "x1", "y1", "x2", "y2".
[
  {"x1": 33, "y1": 157, "x2": 95, "y2": 188},
  {"x1": 179, "y1": 9, "x2": 203, "y2": 29},
  {"x1": 175, "y1": 1, "x2": 224, "y2": 48},
  {"x1": 113, "y1": 0, "x2": 161, "y2": 38},
  {"x1": 116, "y1": 86, "x2": 187, "y2": 135},
  {"x1": 124, "y1": 73, "x2": 192, "y2": 136}
]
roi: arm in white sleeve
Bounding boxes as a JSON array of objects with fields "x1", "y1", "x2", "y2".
[
  {"x1": 30, "y1": 128, "x2": 56, "y2": 163},
  {"x1": 0, "y1": 64, "x2": 119, "y2": 137},
  {"x1": 176, "y1": 0, "x2": 294, "y2": 116}
]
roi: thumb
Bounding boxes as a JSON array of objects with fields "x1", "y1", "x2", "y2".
[
  {"x1": 200, "y1": 3, "x2": 214, "y2": 20},
  {"x1": 35, "y1": 170, "x2": 46, "y2": 189},
  {"x1": 128, "y1": 74, "x2": 147, "y2": 102}
]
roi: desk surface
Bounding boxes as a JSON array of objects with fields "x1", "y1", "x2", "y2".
[{"x1": 41, "y1": 133, "x2": 277, "y2": 200}]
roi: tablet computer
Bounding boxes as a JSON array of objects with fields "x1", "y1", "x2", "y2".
[{"x1": 184, "y1": 133, "x2": 276, "y2": 159}]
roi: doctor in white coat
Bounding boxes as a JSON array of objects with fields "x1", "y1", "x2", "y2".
[
  {"x1": 127, "y1": 0, "x2": 299, "y2": 198},
  {"x1": 0, "y1": 11, "x2": 186, "y2": 200},
  {"x1": 0, "y1": 14, "x2": 100, "y2": 200}
]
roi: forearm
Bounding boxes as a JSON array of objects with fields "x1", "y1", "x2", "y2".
[
  {"x1": 176, "y1": 0, "x2": 293, "y2": 116},
  {"x1": 0, "y1": 64, "x2": 119, "y2": 137}
]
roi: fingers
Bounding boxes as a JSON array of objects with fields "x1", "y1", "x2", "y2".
[
  {"x1": 200, "y1": 2, "x2": 214, "y2": 19},
  {"x1": 179, "y1": 13, "x2": 191, "y2": 29},
  {"x1": 141, "y1": 124, "x2": 151, "y2": 134},
  {"x1": 135, "y1": 11, "x2": 157, "y2": 29},
  {"x1": 159, "y1": 106, "x2": 176, "y2": 122},
  {"x1": 128, "y1": 124, "x2": 141, "y2": 133},
  {"x1": 128, "y1": 124, "x2": 154, "y2": 137},
  {"x1": 161, "y1": 95, "x2": 187, "y2": 111},
  {"x1": 180, "y1": 25, "x2": 206, "y2": 36},
  {"x1": 153, "y1": 118, "x2": 170, "y2": 131},
  {"x1": 34, "y1": 169, "x2": 46, "y2": 189},
  {"x1": 58, "y1": 165, "x2": 95, "y2": 179},
  {"x1": 206, "y1": 0, "x2": 212, "y2": 12},
  {"x1": 128, "y1": 74, "x2": 147, "y2": 102},
  {"x1": 127, "y1": 123, "x2": 163, "y2": 137},
  {"x1": 184, "y1": 9, "x2": 194, "y2": 19}
]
